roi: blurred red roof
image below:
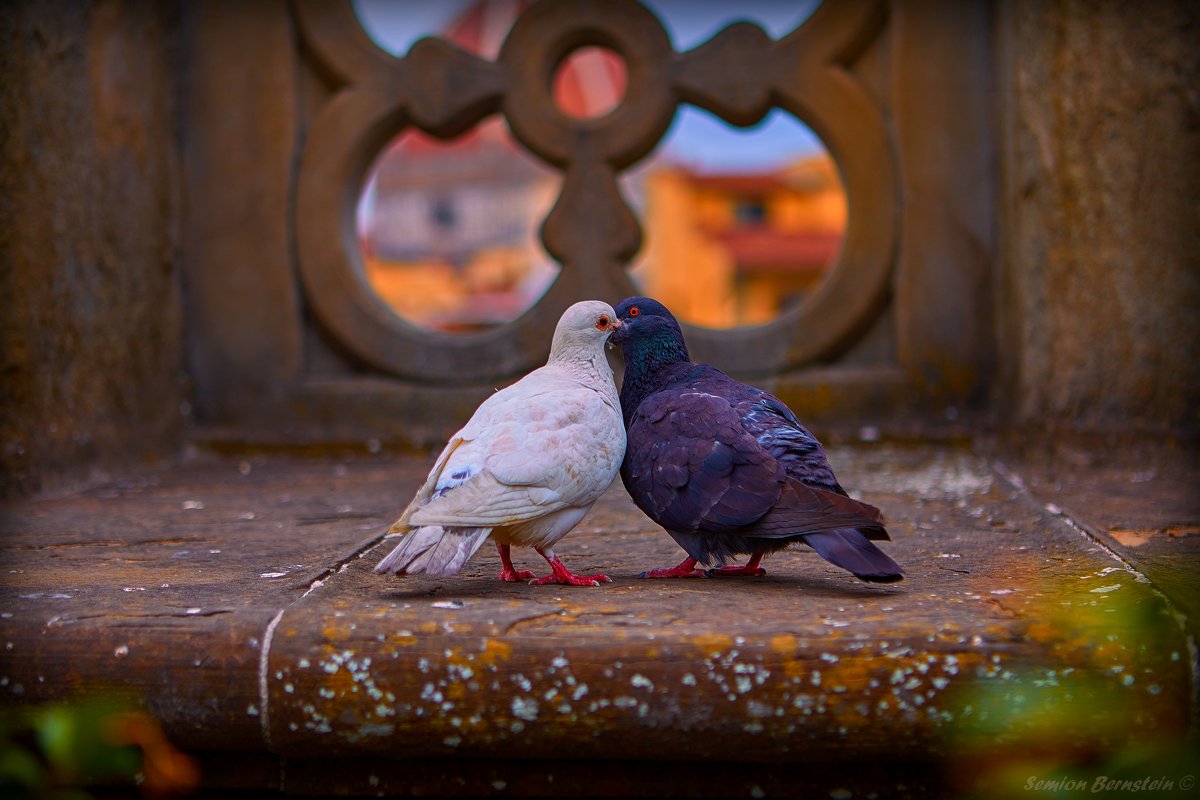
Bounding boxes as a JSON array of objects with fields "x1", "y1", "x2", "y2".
[{"x1": 713, "y1": 229, "x2": 842, "y2": 272}]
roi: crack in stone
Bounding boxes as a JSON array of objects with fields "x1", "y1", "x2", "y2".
[
  {"x1": 45, "y1": 609, "x2": 234, "y2": 626},
  {"x1": 0, "y1": 537, "x2": 206, "y2": 550}
]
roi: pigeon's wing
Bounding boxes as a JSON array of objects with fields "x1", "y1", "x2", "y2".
[
  {"x1": 387, "y1": 432, "x2": 468, "y2": 533},
  {"x1": 751, "y1": 479, "x2": 887, "y2": 538},
  {"x1": 624, "y1": 389, "x2": 784, "y2": 533},
  {"x1": 730, "y1": 387, "x2": 888, "y2": 539},
  {"x1": 626, "y1": 388, "x2": 885, "y2": 538},
  {"x1": 409, "y1": 379, "x2": 623, "y2": 527},
  {"x1": 734, "y1": 389, "x2": 842, "y2": 492}
]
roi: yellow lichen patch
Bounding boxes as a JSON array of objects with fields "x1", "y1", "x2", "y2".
[
  {"x1": 689, "y1": 633, "x2": 733, "y2": 657},
  {"x1": 319, "y1": 618, "x2": 357, "y2": 642},
  {"x1": 1024, "y1": 621, "x2": 1058, "y2": 643},
  {"x1": 817, "y1": 657, "x2": 877, "y2": 694},
  {"x1": 769, "y1": 634, "x2": 798, "y2": 655},
  {"x1": 477, "y1": 637, "x2": 512, "y2": 668},
  {"x1": 769, "y1": 635, "x2": 806, "y2": 679}
]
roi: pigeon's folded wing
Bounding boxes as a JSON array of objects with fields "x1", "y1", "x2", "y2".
[
  {"x1": 485, "y1": 388, "x2": 623, "y2": 501},
  {"x1": 750, "y1": 479, "x2": 889, "y2": 540},
  {"x1": 625, "y1": 390, "x2": 784, "y2": 533},
  {"x1": 408, "y1": 471, "x2": 566, "y2": 527},
  {"x1": 387, "y1": 433, "x2": 467, "y2": 533},
  {"x1": 734, "y1": 391, "x2": 842, "y2": 490},
  {"x1": 410, "y1": 383, "x2": 622, "y2": 527}
]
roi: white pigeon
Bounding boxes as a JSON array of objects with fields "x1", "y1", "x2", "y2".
[{"x1": 374, "y1": 301, "x2": 626, "y2": 586}]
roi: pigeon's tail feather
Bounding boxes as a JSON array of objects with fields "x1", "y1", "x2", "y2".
[
  {"x1": 803, "y1": 528, "x2": 904, "y2": 583},
  {"x1": 374, "y1": 525, "x2": 492, "y2": 577}
]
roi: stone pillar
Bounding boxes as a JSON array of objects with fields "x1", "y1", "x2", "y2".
[
  {"x1": 0, "y1": 0, "x2": 184, "y2": 496},
  {"x1": 997, "y1": 0, "x2": 1200, "y2": 438}
]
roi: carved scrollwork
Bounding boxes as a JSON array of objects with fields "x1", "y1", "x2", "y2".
[
  {"x1": 293, "y1": 0, "x2": 896, "y2": 381},
  {"x1": 675, "y1": 0, "x2": 897, "y2": 369}
]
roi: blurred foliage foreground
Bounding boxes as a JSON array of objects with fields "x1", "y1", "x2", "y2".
[
  {"x1": 943, "y1": 568, "x2": 1198, "y2": 798},
  {"x1": 0, "y1": 698, "x2": 197, "y2": 800}
]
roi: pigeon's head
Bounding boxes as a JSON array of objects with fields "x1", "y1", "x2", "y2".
[
  {"x1": 549, "y1": 300, "x2": 622, "y2": 360},
  {"x1": 614, "y1": 296, "x2": 676, "y2": 326},
  {"x1": 609, "y1": 296, "x2": 689, "y2": 362}
]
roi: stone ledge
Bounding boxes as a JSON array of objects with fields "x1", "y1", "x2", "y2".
[{"x1": 0, "y1": 443, "x2": 1194, "y2": 795}]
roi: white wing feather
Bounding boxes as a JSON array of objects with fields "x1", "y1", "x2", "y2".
[{"x1": 408, "y1": 366, "x2": 622, "y2": 526}]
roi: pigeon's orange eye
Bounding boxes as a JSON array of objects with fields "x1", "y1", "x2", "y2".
[
  {"x1": 595, "y1": 314, "x2": 610, "y2": 330},
  {"x1": 628, "y1": 306, "x2": 640, "y2": 317}
]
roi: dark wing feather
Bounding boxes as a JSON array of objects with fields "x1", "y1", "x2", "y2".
[
  {"x1": 735, "y1": 390, "x2": 843, "y2": 492},
  {"x1": 623, "y1": 390, "x2": 783, "y2": 534},
  {"x1": 749, "y1": 479, "x2": 888, "y2": 539},
  {"x1": 804, "y1": 528, "x2": 903, "y2": 582}
]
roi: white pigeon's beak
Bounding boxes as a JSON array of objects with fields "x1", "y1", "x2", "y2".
[{"x1": 606, "y1": 317, "x2": 622, "y2": 350}]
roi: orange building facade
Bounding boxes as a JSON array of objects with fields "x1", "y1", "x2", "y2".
[{"x1": 633, "y1": 155, "x2": 846, "y2": 329}]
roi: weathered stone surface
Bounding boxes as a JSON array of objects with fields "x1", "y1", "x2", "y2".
[
  {"x1": 0, "y1": 454, "x2": 412, "y2": 750},
  {"x1": 0, "y1": 0, "x2": 184, "y2": 497},
  {"x1": 1005, "y1": 443, "x2": 1200, "y2": 641},
  {"x1": 0, "y1": 444, "x2": 1192, "y2": 795},
  {"x1": 998, "y1": 0, "x2": 1200, "y2": 436}
]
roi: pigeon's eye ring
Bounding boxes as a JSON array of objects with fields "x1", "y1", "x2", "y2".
[
  {"x1": 595, "y1": 314, "x2": 611, "y2": 330},
  {"x1": 628, "y1": 306, "x2": 640, "y2": 317}
]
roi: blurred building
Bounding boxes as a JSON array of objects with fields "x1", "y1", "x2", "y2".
[
  {"x1": 632, "y1": 155, "x2": 846, "y2": 328},
  {"x1": 359, "y1": 0, "x2": 624, "y2": 332},
  {"x1": 360, "y1": 117, "x2": 561, "y2": 331}
]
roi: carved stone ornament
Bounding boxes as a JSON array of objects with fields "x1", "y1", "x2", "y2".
[{"x1": 294, "y1": 0, "x2": 896, "y2": 383}]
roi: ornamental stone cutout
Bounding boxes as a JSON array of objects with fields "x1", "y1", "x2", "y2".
[{"x1": 294, "y1": 0, "x2": 896, "y2": 383}]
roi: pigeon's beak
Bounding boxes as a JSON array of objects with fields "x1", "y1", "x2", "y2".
[{"x1": 606, "y1": 317, "x2": 623, "y2": 350}]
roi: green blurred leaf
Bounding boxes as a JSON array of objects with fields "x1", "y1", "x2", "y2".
[
  {"x1": 0, "y1": 744, "x2": 46, "y2": 792},
  {"x1": 31, "y1": 701, "x2": 141, "y2": 784},
  {"x1": 35, "y1": 706, "x2": 77, "y2": 773}
]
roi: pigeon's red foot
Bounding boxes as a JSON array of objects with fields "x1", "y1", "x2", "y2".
[
  {"x1": 532, "y1": 549, "x2": 611, "y2": 587},
  {"x1": 499, "y1": 566, "x2": 536, "y2": 582},
  {"x1": 496, "y1": 543, "x2": 535, "y2": 582},
  {"x1": 638, "y1": 556, "x2": 703, "y2": 579},
  {"x1": 530, "y1": 571, "x2": 610, "y2": 587},
  {"x1": 704, "y1": 552, "x2": 766, "y2": 578}
]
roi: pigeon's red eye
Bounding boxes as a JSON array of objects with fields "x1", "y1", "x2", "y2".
[
  {"x1": 628, "y1": 306, "x2": 640, "y2": 317},
  {"x1": 595, "y1": 314, "x2": 610, "y2": 330}
]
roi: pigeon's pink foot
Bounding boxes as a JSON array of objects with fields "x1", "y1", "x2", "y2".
[
  {"x1": 638, "y1": 556, "x2": 704, "y2": 579},
  {"x1": 499, "y1": 566, "x2": 536, "y2": 582},
  {"x1": 531, "y1": 549, "x2": 611, "y2": 587},
  {"x1": 705, "y1": 552, "x2": 766, "y2": 578},
  {"x1": 496, "y1": 543, "x2": 536, "y2": 582}
]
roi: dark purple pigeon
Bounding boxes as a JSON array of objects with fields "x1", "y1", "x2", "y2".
[{"x1": 609, "y1": 296, "x2": 903, "y2": 583}]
